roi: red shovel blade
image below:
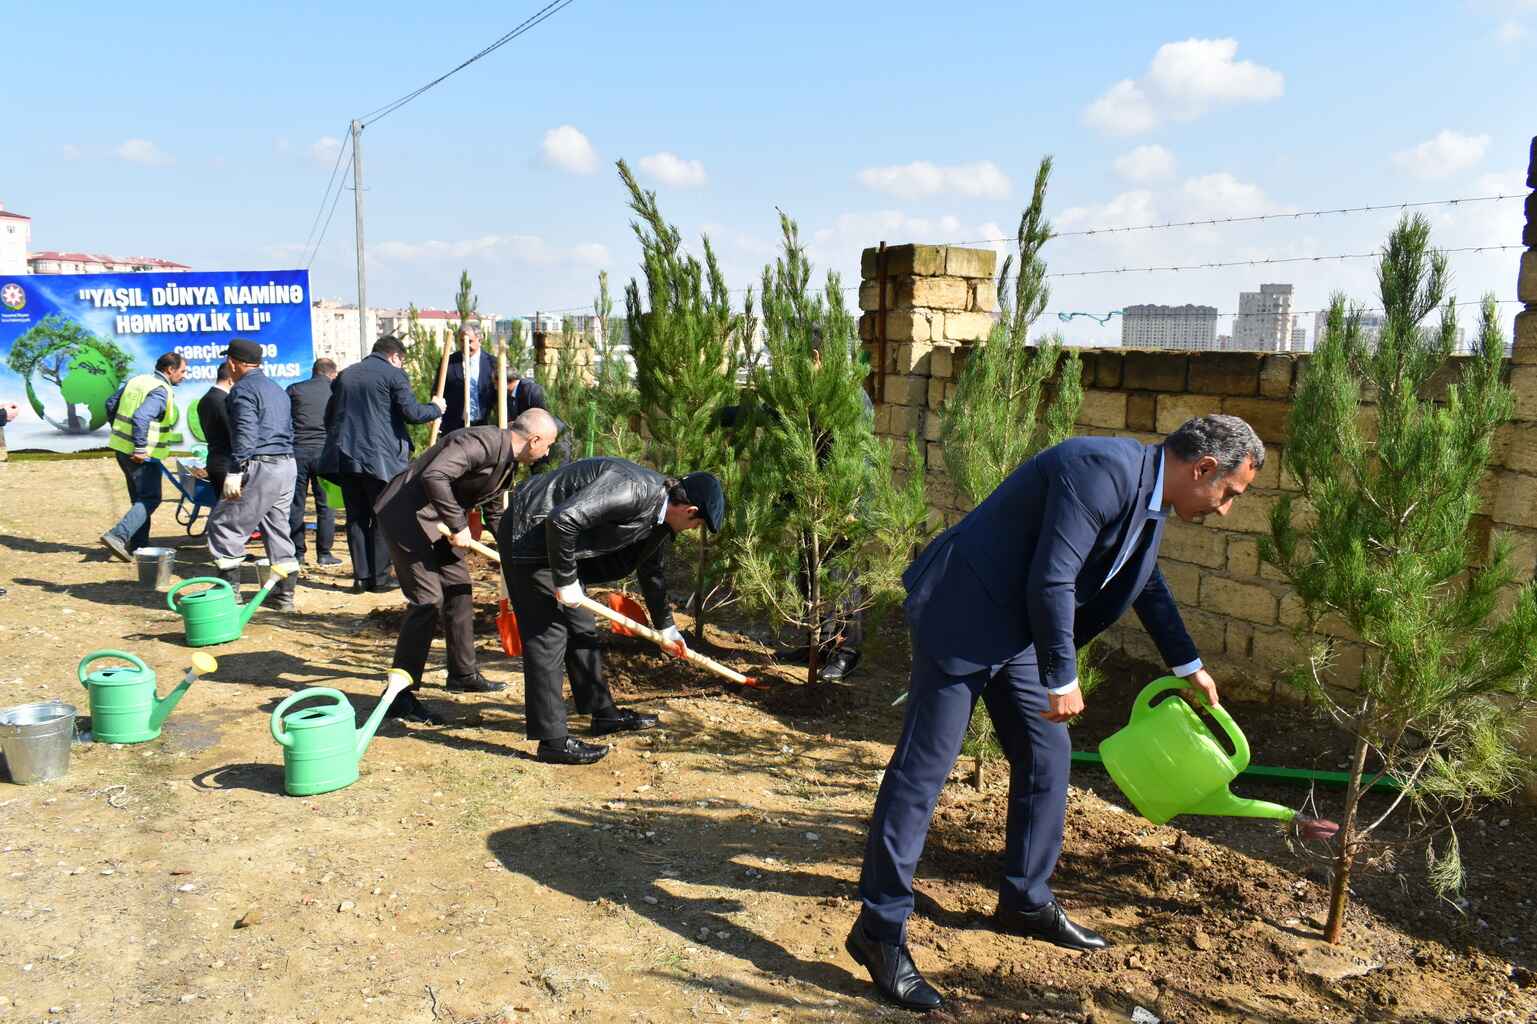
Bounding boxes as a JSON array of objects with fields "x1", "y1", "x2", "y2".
[
  {"x1": 469, "y1": 507, "x2": 484, "y2": 542},
  {"x1": 1296, "y1": 816, "x2": 1340, "y2": 842},
  {"x1": 603, "y1": 591, "x2": 650, "y2": 637},
  {"x1": 497, "y1": 597, "x2": 522, "y2": 657}
]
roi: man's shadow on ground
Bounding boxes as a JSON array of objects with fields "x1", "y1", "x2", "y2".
[{"x1": 488, "y1": 800, "x2": 875, "y2": 1009}]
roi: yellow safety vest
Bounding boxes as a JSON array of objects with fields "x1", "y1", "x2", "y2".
[{"x1": 107, "y1": 373, "x2": 181, "y2": 460}]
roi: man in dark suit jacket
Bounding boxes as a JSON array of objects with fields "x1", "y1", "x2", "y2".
[
  {"x1": 320, "y1": 337, "x2": 445, "y2": 591},
  {"x1": 846, "y1": 415, "x2": 1263, "y2": 1011},
  {"x1": 196, "y1": 360, "x2": 235, "y2": 495},
  {"x1": 374, "y1": 408, "x2": 559, "y2": 724},
  {"x1": 287, "y1": 358, "x2": 339, "y2": 565},
  {"x1": 441, "y1": 324, "x2": 497, "y2": 435}
]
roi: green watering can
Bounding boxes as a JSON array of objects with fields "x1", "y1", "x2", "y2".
[
  {"x1": 166, "y1": 565, "x2": 288, "y2": 647},
  {"x1": 77, "y1": 650, "x2": 218, "y2": 744},
  {"x1": 1100, "y1": 678, "x2": 1310, "y2": 826},
  {"x1": 269, "y1": 669, "x2": 412, "y2": 796}
]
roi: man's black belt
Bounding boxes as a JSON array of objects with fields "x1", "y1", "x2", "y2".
[{"x1": 248, "y1": 454, "x2": 294, "y2": 464}]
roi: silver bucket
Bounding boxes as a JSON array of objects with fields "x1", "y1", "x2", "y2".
[
  {"x1": 0, "y1": 701, "x2": 77, "y2": 785},
  {"x1": 134, "y1": 547, "x2": 177, "y2": 591}
]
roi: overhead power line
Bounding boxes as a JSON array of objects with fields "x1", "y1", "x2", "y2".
[
  {"x1": 307, "y1": 150, "x2": 355, "y2": 269},
  {"x1": 1043, "y1": 245, "x2": 1521, "y2": 279},
  {"x1": 300, "y1": 132, "x2": 354, "y2": 263},
  {"x1": 941, "y1": 193, "x2": 1526, "y2": 245},
  {"x1": 358, "y1": 0, "x2": 577, "y2": 127},
  {"x1": 1056, "y1": 298, "x2": 1521, "y2": 322}
]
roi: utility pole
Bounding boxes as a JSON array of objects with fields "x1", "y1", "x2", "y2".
[{"x1": 351, "y1": 119, "x2": 368, "y2": 362}]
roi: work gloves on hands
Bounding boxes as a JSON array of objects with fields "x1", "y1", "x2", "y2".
[
  {"x1": 431, "y1": 396, "x2": 448, "y2": 412},
  {"x1": 555, "y1": 582, "x2": 585, "y2": 607},
  {"x1": 660, "y1": 624, "x2": 687, "y2": 659},
  {"x1": 222, "y1": 472, "x2": 243, "y2": 499}
]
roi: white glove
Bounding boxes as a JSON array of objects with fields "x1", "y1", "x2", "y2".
[
  {"x1": 222, "y1": 472, "x2": 243, "y2": 499},
  {"x1": 555, "y1": 582, "x2": 584, "y2": 607},
  {"x1": 432, "y1": 396, "x2": 448, "y2": 412},
  {"x1": 659, "y1": 624, "x2": 686, "y2": 657}
]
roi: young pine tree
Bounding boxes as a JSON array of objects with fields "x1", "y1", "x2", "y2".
[
  {"x1": 401, "y1": 305, "x2": 442, "y2": 454},
  {"x1": 938, "y1": 156, "x2": 1092, "y2": 786},
  {"x1": 1262, "y1": 214, "x2": 1537, "y2": 944},
  {"x1": 735, "y1": 214, "x2": 928, "y2": 685},
  {"x1": 618, "y1": 158, "x2": 750, "y2": 643},
  {"x1": 536, "y1": 315, "x2": 591, "y2": 463},
  {"x1": 588, "y1": 270, "x2": 645, "y2": 461}
]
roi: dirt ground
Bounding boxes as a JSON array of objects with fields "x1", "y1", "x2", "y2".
[{"x1": 1, "y1": 457, "x2": 1534, "y2": 1024}]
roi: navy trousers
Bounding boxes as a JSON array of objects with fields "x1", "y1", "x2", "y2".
[{"x1": 856, "y1": 635, "x2": 1071, "y2": 944}]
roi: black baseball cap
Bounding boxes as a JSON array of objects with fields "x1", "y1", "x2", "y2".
[
  {"x1": 678, "y1": 472, "x2": 725, "y2": 533},
  {"x1": 224, "y1": 338, "x2": 263, "y2": 364}
]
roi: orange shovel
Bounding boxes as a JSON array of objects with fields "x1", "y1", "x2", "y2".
[{"x1": 602, "y1": 591, "x2": 651, "y2": 637}]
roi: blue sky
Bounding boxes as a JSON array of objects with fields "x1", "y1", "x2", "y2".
[{"x1": 7, "y1": 1, "x2": 1534, "y2": 345}]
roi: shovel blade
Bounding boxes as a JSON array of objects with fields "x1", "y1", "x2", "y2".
[
  {"x1": 497, "y1": 598, "x2": 522, "y2": 657},
  {"x1": 603, "y1": 591, "x2": 650, "y2": 637}
]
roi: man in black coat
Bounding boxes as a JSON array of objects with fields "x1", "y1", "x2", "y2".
[
  {"x1": 496, "y1": 457, "x2": 724, "y2": 765},
  {"x1": 374, "y1": 408, "x2": 559, "y2": 724},
  {"x1": 287, "y1": 358, "x2": 339, "y2": 565},
  {"x1": 440, "y1": 323, "x2": 498, "y2": 435},
  {"x1": 320, "y1": 337, "x2": 444, "y2": 591},
  {"x1": 196, "y1": 360, "x2": 235, "y2": 495}
]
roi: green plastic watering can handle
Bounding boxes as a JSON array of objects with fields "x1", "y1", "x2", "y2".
[
  {"x1": 77, "y1": 649, "x2": 150, "y2": 686},
  {"x1": 269, "y1": 687, "x2": 349, "y2": 748},
  {"x1": 1130, "y1": 676, "x2": 1251, "y2": 774},
  {"x1": 166, "y1": 576, "x2": 232, "y2": 613}
]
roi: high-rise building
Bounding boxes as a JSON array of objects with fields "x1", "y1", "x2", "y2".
[
  {"x1": 1290, "y1": 326, "x2": 1306, "y2": 351},
  {"x1": 1121, "y1": 303, "x2": 1219, "y2": 349},
  {"x1": 1233, "y1": 283, "x2": 1294, "y2": 351}
]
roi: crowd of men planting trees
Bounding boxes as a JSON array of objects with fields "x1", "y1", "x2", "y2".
[{"x1": 277, "y1": 154, "x2": 1533, "y2": 1008}]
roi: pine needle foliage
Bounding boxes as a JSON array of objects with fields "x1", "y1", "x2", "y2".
[
  {"x1": 734, "y1": 214, "x2": 928, "y2": 685},
  {"x1": 401, "y1": 304, "x2": 442, "y2": 454},
  {"x1": 536, "y1": 315, "x2": 590, "y2": 463},
  {"x1": 942, "y1": 156, "x2": 1084, "y2": 509},
  {"x1": 1261, "y1": 214, "x2": 1537, "y2": 944},
  {"x1": 617, "y1": 158, "x2": 744, "y2": 477},
  {"x1": 588, "y1": 270, "x2": 645, "y2": 462}
]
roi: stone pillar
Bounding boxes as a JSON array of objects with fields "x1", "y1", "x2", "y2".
[
  {"x1": 858, "y1": 243, "x2": 997, "y2": 527},
  {"x1": 533, "y1": 328, "x2": 596, "y2": 385}
]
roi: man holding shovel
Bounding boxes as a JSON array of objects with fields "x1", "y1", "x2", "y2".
[
  {"x1": 496, "y1": 457, "x2": 724, "y2": 765},
  {"x1": 374, "y1": 408, "x2": 559, "y2": 725},
  {"x1": 845, "y1": 415, "x2": 1261, "y2": 1011}
]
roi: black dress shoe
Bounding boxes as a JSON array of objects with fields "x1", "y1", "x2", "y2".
[
  {"x1": 318, "y1": 554, "x2": 343, "y2": 566},
  {"x1": 994, "y1": 899, "x2": 1109, "y2": 951},
  {"x1": 368, "y1": 577, "x2": 401, "y2": 594},
  {"x1": 384, "y1": 692, "x2": 445, "y2": 727},
  {"x1": 843, "y1": 922, "x2": 943, "y2": 1011},
  {"x1": 819, "y1": 648, "x2": 861, "y2": 682},
  {"x1": 446, "y1": 672, "x2": 505, "y2": 693},
  {"x1": 590, "y1": 708, "x2": 659, "y2": 736},
  {"x1": 536, "y1": 736, "x2": 609, "y2": 765}
]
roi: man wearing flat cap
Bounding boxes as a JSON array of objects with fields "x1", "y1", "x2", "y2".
[
  {"x1": 205, "y1": 338, "x2": 300, "y2": 611},
  {"x1": 496, "y1": 457, "x2": 724, "y2": 765}
]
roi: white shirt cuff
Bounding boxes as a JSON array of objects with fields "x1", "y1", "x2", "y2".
[
  {"x1": 1048, "y1": 678, "x2": 1080, "y2": 696},
  {"x1": 1170, "y1": 658, "x2": 1203, "y2": 677}
]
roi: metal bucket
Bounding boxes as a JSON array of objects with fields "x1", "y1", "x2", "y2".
[
  {"x1": 134, "y1": 547, "x2": 177, "y2": 591},
  {"x1": 0, "y1": 701, "x2": 77, "y2": 784}
]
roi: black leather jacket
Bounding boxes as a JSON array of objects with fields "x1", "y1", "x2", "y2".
[{"x1": 496, "y1": 457, "x2": 676, "y2": 628}]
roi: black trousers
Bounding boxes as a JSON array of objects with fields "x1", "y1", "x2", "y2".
[
  {"x1": 385, "y1": 535, "x2": 477, "y2": 689},
  {"x1": 338, "y1": 473, "x2": 390, "y2": 586},
  {"x1": 503, "y1": 563, "x2": 617, "y2": 740},
  {"x1": 289, "y1": 449, "x2": 336, "y2": 561}
]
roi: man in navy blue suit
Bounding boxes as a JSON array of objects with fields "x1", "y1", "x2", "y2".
[{"x1": 846, "y1": 415, "x2": 1264, "y2": 1011}]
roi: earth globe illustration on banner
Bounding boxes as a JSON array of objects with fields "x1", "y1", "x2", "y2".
[{"x1": 5, "y1": 315, "x2": 132, "y2": 435}]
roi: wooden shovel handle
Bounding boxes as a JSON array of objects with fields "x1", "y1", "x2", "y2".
[
  {"x1": 425, "y1": 333, "x2": 454, "y2": 448},
  {"x1": 440, "y1": 524, "x2": 758, "y2": 687}
]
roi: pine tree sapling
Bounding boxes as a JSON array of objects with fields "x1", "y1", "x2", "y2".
[
  {"x1": 401, "y1": 305, "x2": 442, "y2": 454},
  {"x1": 735, "y1": 214, "x2": 928, "y2": 685},
  {"x1": 1262, "y1": 215, "x2": 1537, "y2": 944}
]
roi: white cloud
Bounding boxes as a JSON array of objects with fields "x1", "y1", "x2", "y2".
[
  {"x1": 638, "y1": 151, "x2": 708, "y2": 189},
  {"x1": 1084, "y1": 38, "x2": 1283, "y2": 136},
  {"x1": 855, "y1": 160, "x2": 1012, "y2": 200},
  {"x1": 60, "y1": 144, "x2": 81, "y2": 161},
  {"x1": 1496, "y1": 19, "x2": 1528, "y2": 45},
  {"x1": 1391, "y1": 130, "x2": 1491, "y2": 178},
  {"x1": 540, "y1": 125, "x2": 598, "y2": 174},
  {"x1": 1058, "y1": 190, "x2": 1160, "y2": 231},
  {"x1": 309, "y1": 136, "x2": 342, "y2": 166},
  {"x1": 273, "y1": 137, "x2": 292, "y2": 155},
  {"x1": 115, "y1": 139, "x2": 173, "y2": 166},
  {"x1": 1179, "y1": 173, "x2": 1289, "y2": 218},
  {"x1": 1113, "y1": 144, "x2": 1176, "y2": 183},
  {"x1": 370, "y1": 233, "x2": 608, "y2": 268}
]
